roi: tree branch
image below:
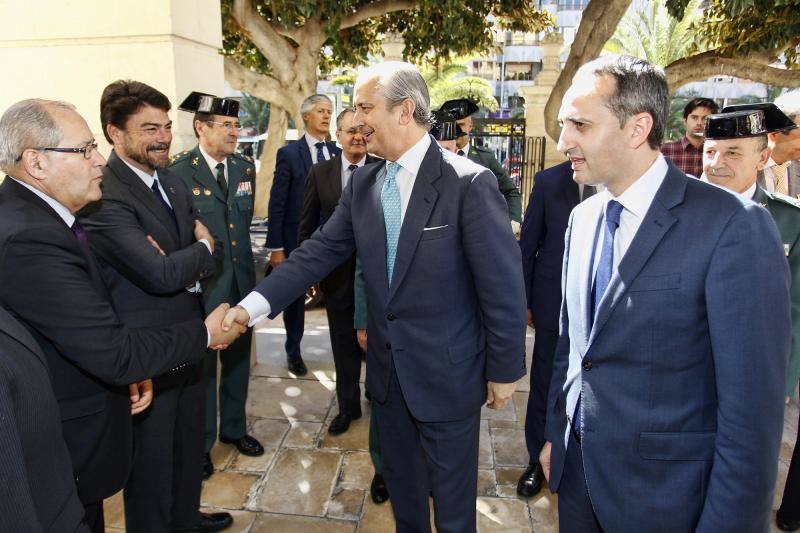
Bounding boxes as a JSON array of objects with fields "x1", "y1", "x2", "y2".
[
  {"x1": 231, "y1": 0, "x2": 296, "y2": 73},
  {"x1": 339, "y1": 0, "x2": 419, "y2": 29},
  {"x1": 224, "y1": 58, "x2": 296, "y2": 112},
  {"x1": 665, "y1": 51, "x2": 800, "y2": 91}
]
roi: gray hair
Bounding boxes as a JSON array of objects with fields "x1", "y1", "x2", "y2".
[
  {"x1": 775, "y1": 90, "x2": 800, "y2": 123},
  {"x1": 0, "y1": 99, "x2": 76, "y2": 174},
  {"x1": 356, "y1": 61, "x2": 434, "y2": 128},
  {"x1": 574, "y1": 55, "x2": 669, "y2": 150},
  {"x1": 300, "y1": 94, "x2": 333, "y2": 118},
  {"x1": 336, "y1": 107, "x2": 356, "y2": 130}
]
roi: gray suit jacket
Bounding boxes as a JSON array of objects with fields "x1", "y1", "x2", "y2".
[
  {"x1": 547, "y1": 163, "x2": 790, "y2": 532},
  {"x1": 757, "y1": 159, "x2": 800, "y2": 197},
  {"x1": 254, "y1": 136, "x2": 527, "y2": 422}
]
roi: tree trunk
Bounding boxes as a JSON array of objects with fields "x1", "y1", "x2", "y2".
[
  {"x1": 255, "y1": 106, "x2": 288, "y2": 218},
  {"x1": 544, "y1": 0, "x2": 632, "y2": 141}
]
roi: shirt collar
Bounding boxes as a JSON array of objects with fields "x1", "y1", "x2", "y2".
[
  {"x1": 118, "y1": 152, "x2": 160, "y2": 188},
  {"x1": 602, "y1": 154, "x2": 669, "y2": 220},
  {"x1": 766, "y1": 156, "x2": 778, "y2": 169},
  {"x1": 305, "y1": 132, "x2": 326, "y2": 151},
  {"x1": 9, "y1": 176, "x2": 75, "y2": 227},
  {"x1": 699, "y1": 174, "x2": 759, "y2": 201},
  {"x1": 680, "y1": 136, "x2": 701, "y2": 151},
  {"x1": 341, "y1": 153, "x2": 367, "y2": 173},
  {"x1": 393, "y1": 133, "x2": 431, "y2": 178},
  {"x1": 198, "y1": 144, "x2": 227, "y2": 175}
]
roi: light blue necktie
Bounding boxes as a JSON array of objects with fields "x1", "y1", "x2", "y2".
[
  {"x1": 382, "y1": 162, "x2": 402, "y2": 284},
  {"x1": 574, "y1": 199, "x2": 623, "y2": 436}
]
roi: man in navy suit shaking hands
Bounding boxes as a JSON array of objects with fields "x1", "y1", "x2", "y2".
[
  {"x1": 223, "y1": 61, "x2": 527, "y2": 532},
  {"x1": 540, "y1": 55, "x2": 790, "y2": 532}
]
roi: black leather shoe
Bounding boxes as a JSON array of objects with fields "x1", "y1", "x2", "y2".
[
  {"x1": 174, "y1": 511, "x2": 233, "y2": 531},
  {"x1": 516, "y1": 462, "x2": 544, "y2": 498},
  {"x1": 202, "y1": 453, "x2": 214, "y2": 480},
  {"x1": 370, "y1": 473, "x2": 389, "y2": 504},
  {"x1": 219, "y1": 434, "x2": 265, "y2": 457},
  {"x1": 777, "y1": 515, "x2": 800, "y2": 531},
  {"x1": 287, "y1": 357, "x2": 308, "y2": 376},
  {"x1": 328, "y1": 411, "x2": 362, "y2": 435}
]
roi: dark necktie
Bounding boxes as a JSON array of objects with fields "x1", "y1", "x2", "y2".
[
  {"x1": 71, "y1": 220, "x2": 92, "y2": 256},
  {"x1": 315, "y1": 142, "x2": 327, "y2": 163},
  {"x1": 582, "y1": 185, "x2": 596, "y2": 202},
  {"x1": 346, "y1": 164, "x2": 358, "y2": 187},
  {"x1": 574, "y1": 199, "x2": 624, "y2": 436},
  {"x1": 215, "y1": 162, "x2": 228, "y2": 198},
  {"x1": 151, "y1": 179, "x2": 178, "y2": 231},
  {"x1": 457, "y1": 149, "x2": 465, "y2": 157}
]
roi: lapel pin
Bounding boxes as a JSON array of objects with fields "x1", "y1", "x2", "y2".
[
  {"x1": 191, "y1": 157, "x2": 199, "y2": 166},
  {"x1": 204, "y1": 189, "x2": 212, "y2": 196},
  {"x1": 192, "y1": 187, "x2": 200, "y2": 196}
]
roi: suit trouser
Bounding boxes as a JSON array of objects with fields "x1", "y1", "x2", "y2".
[
  {"x1": 369, "y1": 405, "x2": 382, "y2": 474},
  {"x1": 778, "y1": 382, "x2": 800, "y2": 523},
  {"x1": 82, "y1": 501, "x2": 104, "y2": 533},
  {"x1": 324, "y1": 286, "x2": 362, "y2": 415},
  {"x1": 558, "y1": 433, "x2": 604, "y2": 533},
  {"x1": 374, "y1": 359, "x2": 480, "y2": 533},
  {"x1": 204, "y1": 285, "x2": 252, "y2": 451},
  {"x1": 124, "y1": 364, "x2": 204, "y2": 532},
  {"x1": 524, "y1": 327, "x2": 558, "y2": 462},
  {"x1": 282, "y1": 236, "x2": 304, "y2": 361}
]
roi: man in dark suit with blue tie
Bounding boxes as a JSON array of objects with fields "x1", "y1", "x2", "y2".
[
  {"x1": 540, "y1": 55, "x2": 790, "y2": 532},
  {"x1": 516, "y1": 160, "x2": 593, "y2": 497},
  {"x1": 223, "y1": 61, "x2": 527, "y2": 532},
  {"x1": 267, "y1": 94, "x2": 341, "y2": 376}
]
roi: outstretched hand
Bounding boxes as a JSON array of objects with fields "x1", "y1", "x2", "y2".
[
  {"x1": 205, "y1": 303, "x2": 247, "y2": 349},
  {"x1": 222, "y1": 305, "x2": 251, "y2": 332}
]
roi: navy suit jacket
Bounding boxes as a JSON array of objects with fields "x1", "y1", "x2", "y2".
[
  {"x1": 254, "y1": 137, "x2": 527, "y2": 421},
  {"x1": 266, "y1": 137, "x2": 340, "y2": 251},
  {"x1": 519, "y1": 161, "x2": 578, "y2": 331},
  {"x1": 546, "y1": 162, "x2": 790, "y2": 532}
]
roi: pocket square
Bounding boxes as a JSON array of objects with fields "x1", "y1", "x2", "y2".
[{"x1": 423, "y1": 225, "x2": 449, "y2": 231}]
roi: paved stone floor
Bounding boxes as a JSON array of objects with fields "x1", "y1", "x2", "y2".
[{"x1": 104, "y1": 307, "x2": 799, "y2": 532}]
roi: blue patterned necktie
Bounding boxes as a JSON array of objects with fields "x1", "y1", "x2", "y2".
[
  {"x1": 574, "y1": 199, "x2": 624, "y2": 436},
  {"x1": 315, "y1": 141, "x2": 327, "y2": 163},
  {"x1": 382, "y1": 162, "x2": 402, "y2": 284}
]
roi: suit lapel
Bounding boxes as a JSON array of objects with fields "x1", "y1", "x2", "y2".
[
  {"x1": 367, "y1": 163, "x2": 390, "y2": 301},
  {"x1": 388, "y1": 141, "x2": 441, "y2": 300},
  {"x1": 324, "y1": 156, "x2": 344, "y2": 206},
  {"x1": 588, "y1": 169, "x2": 684, "y2": 346},
  {"x1": 298, "y1": 139, "x2": 312, "y2": 177},
  {"x1": 563, "y1": 172, "x2": 580, "y2": 207}
]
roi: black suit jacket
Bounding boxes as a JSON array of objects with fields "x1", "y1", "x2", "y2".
[
  {"x1": 519, "y1": 161, "x2": 580, "y2": 331},
  {"x1": 80, "y1": 151, "x2": 217, "y2": 331},
  {"x1": 299, "y1": 154, "x2": 379, "y2": 296},
  {"x1": 0, "y1": 177, "x2": 207, "y2": 504},
  {"x1": 0, "y1": 306, "x2": 88, "y2": 533}
]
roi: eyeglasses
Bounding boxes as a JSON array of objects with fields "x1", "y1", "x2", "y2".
[
  {"x1": 206, "y1": 120, "x2": 242, "y2": 131},
  {"x1": 16, "y1": 142, "x2": 99, "y2": 162}
]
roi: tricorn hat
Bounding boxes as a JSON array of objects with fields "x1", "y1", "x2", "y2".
[
  {"x1": 720, "y1": 102, "x2": 797, "y2": 133},
  {"x1": 430, "y1": 109, "x2": 464, "y2": 141},
  {"x1": 439, "y1": 98, "x2": 480, "y2": 121},
  {"x1": 178, "y1": 91, "x2": 240, "y2": 118},
  {"x1": 704, "y1": 110, "x2": 768, "y2": 140}
]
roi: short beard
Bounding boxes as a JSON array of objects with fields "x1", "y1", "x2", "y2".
[{"x1": 124, "y1": 138, "x2": 169, "y2": 170}]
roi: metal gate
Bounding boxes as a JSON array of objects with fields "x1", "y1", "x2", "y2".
[{"x1": 470, "y1": 118, "x2": 545, "y2": 211}]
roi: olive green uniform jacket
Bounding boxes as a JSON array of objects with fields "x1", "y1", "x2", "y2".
[{"x1": 464, "y1": 144, "x2": 522, "y2": 222}]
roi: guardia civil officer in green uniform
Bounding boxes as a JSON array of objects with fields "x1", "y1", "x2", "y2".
[
  {"x1": 170, "y1": 92, "x2": 264, "y2": 479},
  {"x1": 441, "y1": 98, "x2": 523, "y2": 224},
  {"x1": 703, "y1": 107, "x2": 800, "y2": 533}
]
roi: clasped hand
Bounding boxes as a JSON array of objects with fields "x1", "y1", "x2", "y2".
[{"x1": 205, "y1": 303, "x2": 248, "y2": 349}]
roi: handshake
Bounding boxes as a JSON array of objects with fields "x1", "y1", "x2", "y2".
[{"x1": 204, "y1": 304, "x2": 251, "y2": 350}]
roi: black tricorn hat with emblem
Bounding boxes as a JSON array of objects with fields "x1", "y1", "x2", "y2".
[
  {"x1": 704, "y1": 110, "x2": 768, "y2": 140},
  {"x1": 439, "y1": 98, "x2": 480, "y2": 121},
  {"x1": 430, "y1": 109, "x2": 464, "y2": 141},
  {"x1": 720, "y1": 102, "x2": 797, "y2": 133},
  {"x1": 179, "y1": 91, "x2": 240, "y2": 118}
]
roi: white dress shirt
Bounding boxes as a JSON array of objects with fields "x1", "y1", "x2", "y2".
[
  {"x1": 341, "y1": 154, "x2": 367, "y2": 189},
  {"x1": 199, "y1": 144, "x2": 228, "y2": 183},
  {"x1": 305, "y1": 133, "x2": 331, "y2": 164},
  {"x1": 762, "y1": 157, "x2": 779, "y2": 192},
  {"x1": 591, "y1": 155, "x2": 669, "y2": 279},
  {"x1": 239, "y1": 133, "x2": 431, "y2": 325}
]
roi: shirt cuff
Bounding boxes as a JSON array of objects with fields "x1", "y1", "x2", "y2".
[
  {"x1": 239, "y1": 291, "x2": 271, "y2": 327},
  {"x1": 198, "y1": 238, "x2": 212, "y2": 254},
  {"x1": 266, "y1": 247, "x2": 284, "y2": 252}
]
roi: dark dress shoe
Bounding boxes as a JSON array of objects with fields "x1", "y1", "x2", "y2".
[
  {"x1": 219, "y1": 434, "x2": 265, "y2": 457},
  {"x1": 777, "y1": 515, "x2": 800, "y2": 531},
  {"x1": 516, "y1": 462, "x2": 544, "y2": 498},
  {"x1": 202, "y1": 453, "x2": 214, "y2": 480},
  {"x1": 370, "y1": 473, "x2": 389, "y2": 504},
  {"x1": 174, "y1": 511, "x2": 233, "y2": 531},
  {"x1": 287, "y1": 357, "x2": 308, "y2": 376},
  {"x1": 328, "y1": 411, "x2": 362, "y2": 435}
]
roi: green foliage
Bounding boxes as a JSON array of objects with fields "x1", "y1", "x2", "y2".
[
  {"x1": 238, "y1": 94, "x2": 270, "y2": 133},
  {"x1": 422, "y1": 62, "x2": 498, "y2": 111},
  {"x1": 605, "y1": 0, "x2": 702, "y2": 67},
  {"x1": 220, "y1": 0, "x2": 553, "y2": 76},
  {"x1": 666, "y1": 0, "x2": 800, "y2": 66}
]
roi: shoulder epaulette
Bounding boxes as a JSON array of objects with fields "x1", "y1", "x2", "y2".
[
  {"x1": 169, "y1": 150, "x2": 192, "y2": 166},
  {"x1": 232, "y1": 152, "x2": 254, "y2": 165}
]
